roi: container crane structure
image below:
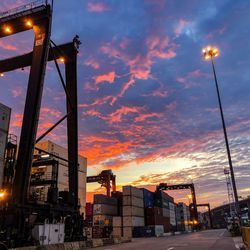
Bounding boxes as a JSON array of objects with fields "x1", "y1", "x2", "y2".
[
  {"x1": 87, "y1": 170, "x2": 116, "y2": 197},
  {"x1": 0, "y1": 1, "x2": 83, "y2": 247},
  {"x1": 156, "y1": 183, "x2": 199, "y2": 227}
]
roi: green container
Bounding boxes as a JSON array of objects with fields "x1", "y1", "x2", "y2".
[{"x1": 154, "y1": 198, "x2": 169, "y2": 209}]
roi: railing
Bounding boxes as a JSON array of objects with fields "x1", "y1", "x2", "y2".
[{"x1": 0, "y1": 0, "x2": 48, "y2": 19}]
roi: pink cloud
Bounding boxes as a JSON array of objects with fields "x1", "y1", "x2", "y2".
[
  {"x1": 0, "y1": 40, "x2": 18, "y2": 51},
  {"x1": 99, "y1": 35, "x2": 176, "y2": 104},
  {"x1": 135, "y1": 113, "x2": 162, "y2": 122},
  {"x1": 175, "y1": 19, "x2": 192, "y2": 37},
  {"x1": 11, "y1": 87, "x2": 23, "y2": 98},
  {"x1": 94, "y1": 71, "x2": 116, "y2": 84},
  {"x1": 85, "y1": 57, "x2": 100, "y2": 69},
  {"x1": 87, "y1": 2, "x2": 110, "y2": 12}
]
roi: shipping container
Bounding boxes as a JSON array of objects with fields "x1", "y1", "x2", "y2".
[
  {"x1": 162, "y1": 207, "x2": 170, "y2": 217},
  {"x1": 0, "y1": 103, "x2": 11, "y2": 133},
  {"x1": 154, "y1": 191, "x2": 174, "y2": 202},
  {"x1": 93, "y1": 204, "x2": 118, "y2": 216},
  {"x1": 132, "y1": 226, "x2": 154, "y2": 238},
  {"x1": 145, "y1": 207, "x2": 164, "y2": 217},
  {"x1": 111, "y1": 191, "x2": 123, "y2": 215},
  {"x1": 112, "y1": 227, "x2": 122, "y2": 238},
  {"x1": 86, "y1": 203, "x2": 93, "y2": 217},
  {"x1": 113, "y1": 216, "x2": 122, "y2": 227},
  {"x1": 123, "y1": 206, "x2": 144, "y2": 217},
  {"x1": 123, "y1": 216, "x2": 145, "y2": 227},
  {"x1": 170, "y1": 209, "x2": 176, "y2": 226},
  {"x1": 94, "y1": 194, "x2": 118, "y2": 206},
  {"x1": 123, "y1": 195, "x2": 143, "y2": 208},
  {"x1": 141, "y1": 188, "x2": 154, "y2": 208},
  {"x1": 150, "y1": 225, "x2": 164, "y2": 237},
  {"x1": 93, "y1": 215, "x2": 112, "y2": 226},
  {"x1": 92, "y1": 226, "x2": 112, "y2": 239},
  {"x1": 123, "y1": 227, "x2": 132, "y2": 238},
  {"x1": 123, "y1": 186, "x2": 143, "y2": 199},
  {"x1": 154, "y1": 198, "x2": 169, "y2": 209}
]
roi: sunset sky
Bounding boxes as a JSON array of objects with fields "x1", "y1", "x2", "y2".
[{"x1": 0, "y1": 0, "x2": 250, "y2": 208}]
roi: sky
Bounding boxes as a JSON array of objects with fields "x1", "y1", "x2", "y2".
[{"x1": 0, "y1": 0, "x2": 250, "y2": 208}]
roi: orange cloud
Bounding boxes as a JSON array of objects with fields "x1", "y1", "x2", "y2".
[
  {"x1": 94, "y1": 71, "x2": 116, "y2": 84},
  {"x1": 87, "y1": 2, "x2": 110, "y2": 12},
  {"x1": 108, "y1": 106, "x2": 143, "y2": 123},
  {"x1": 135, "y1": 113, "x2": 162, "y2": 122}
]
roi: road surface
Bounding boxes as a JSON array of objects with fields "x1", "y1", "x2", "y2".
[{"x1": 93, "y1": 229, "x2": 239, "y2": 250}]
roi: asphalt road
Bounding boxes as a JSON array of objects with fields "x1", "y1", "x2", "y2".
[{"x1": 95, "y1": 229, "x2": 238, "y2": 250}]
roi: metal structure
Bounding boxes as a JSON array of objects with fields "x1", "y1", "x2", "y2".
[
  {"x1": 0, "y1": 1, "x2": 82, "y2": 247},
  {"x1": 87, "y1": 170, "x2": 116, "y2": 197},
  {"x1": 224, "y1": 168, "x2": 236, "y2": 217},
  {"x1": 202, "y1": 47, "x2": 240, "y2": 216},
  {"x1": 196, "y1": 203, "x2": 213, "y2": 229},
  {"x1": 156, "y1": 183, "x2": 199, "y2": 225},
  {"x1": 2, "y1": 134, "x2": 17, "y2": 190}
]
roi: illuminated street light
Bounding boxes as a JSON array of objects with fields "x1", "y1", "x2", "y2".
[
  {"x1": 26, "y1": 20, "x2": 33, "y2": 27},
  {"x1": 0, "y1": 191, "x2": 6, "y2": 199},
  {"x1": 4, "y1": 26, "x2": 12, "y2": 34},
  {"x1": 0, "y1": 73, "x2": 4, "y2": 77},
  {"x1": 202, "y1": 46, "x2": 240, "y2": 217},
  {"x1": 59, "y1": 57, "x2": 65, "y2": 63}
]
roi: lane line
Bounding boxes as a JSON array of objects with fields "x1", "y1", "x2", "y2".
[{"x1": 166, "y1": 248, "x2": 174, "y2": 250}]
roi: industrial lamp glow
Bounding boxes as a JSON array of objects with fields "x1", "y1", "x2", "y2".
[
  {"x1": 26, "y1": 20, "x2": 33, "y2": 27},
  {"x1": 202, "y1": 46, "x2": 219, "y2": 60},
  {"x1": 4, "y1": 26, "x2": 12, "y2": 34}
]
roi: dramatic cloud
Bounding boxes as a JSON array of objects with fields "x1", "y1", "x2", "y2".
[{"x1": 1, "y1": 0, "x2": 250, "y2": 208}]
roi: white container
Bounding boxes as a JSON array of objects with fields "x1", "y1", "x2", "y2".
[
  {"x1": 123, "y1": 227, "x2": 132, "y2": 238},
  {"x1": 122, "y1": 186, "x2": 143, "y2": 199},
  {"x1": 170, "y1": 210, "x2": 176, "y2": 226},
  {"x1": 123, "y1": 216, "x2": 145, "y2": 227},
  {"x1": 0, "y1": 103, "x2": 11, "y2": 132},
  {"x1": 32, "y1": 223, "x2": 65, "y2": 245},
  {"x1": 123, "y1": 206, "x2": 144, "y2": 217},
  {"x1": 123, "y1": 196, "x2": 143, "y2": 208},
  {"x1": 113, "y1": 216, "x2": 122, "y2": 227},
  {"x1": 153, "y1": 225, "x2": 164, "y2": 237},
  {"x1": 93, "y1": 204, "x2": 117, "y2": 216},
  {"x1": 113, "y1": 227, "x2": 122, "y2": 237}
]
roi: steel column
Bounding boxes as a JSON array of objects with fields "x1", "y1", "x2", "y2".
[
  {"x1": 12, "y1": 7, "x2": 52, "y2": 205},
  {"x1": 65, "y1": 44, "x2": 79, "y2": 210}
]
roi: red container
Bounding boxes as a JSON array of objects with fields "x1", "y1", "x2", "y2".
[{"x1": 86, "y1": 202, "x2": 93, "y2": 217}]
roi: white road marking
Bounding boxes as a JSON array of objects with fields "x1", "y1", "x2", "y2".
[{"x1": 166, "y1": 248, "x2": 174, "y2": 250}]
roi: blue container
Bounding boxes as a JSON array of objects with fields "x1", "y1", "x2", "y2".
[{"x1": 141, "y1": 188, "x2": 154, "y2": 208}]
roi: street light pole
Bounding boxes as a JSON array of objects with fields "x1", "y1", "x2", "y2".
[{"x1": 202, "y1": 46, "x2": 240, "y2": 217}]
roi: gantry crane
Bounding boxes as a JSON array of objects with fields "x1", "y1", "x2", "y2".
[
  {"x1": 196, "y1": 203, "x2": 213, "y2": 229},
  {"x1": 0, "y1": 1, "x2": 82, "y2": 247},
  {"x1": 156, "y1": 183, "x2": 199, "y2": 226},
  {"x1": 87, "y1": 170, "x2": 116, "y2": 197}
]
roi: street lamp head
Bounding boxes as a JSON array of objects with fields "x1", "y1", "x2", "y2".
[{"x1": 202, "y1": 46, "x2": 219, "y2": 60}]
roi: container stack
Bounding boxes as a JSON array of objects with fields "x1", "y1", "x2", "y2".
[
  {"x1": 111, "y1": 191, "x2": 123, "y2": 215},
  {"x1": 85, "y1": 202, "x2": 93, "y2": 226},
  {"x1": 169, "y1": 202, "x2": 177, "y2": 231},
  {"x1": 112, "y1": 216, "x2": 122, "y2": 238},
  {"x1": 92, "y1": 194, "x2": 118, "y2": 238},
  {"x1": 145, "y1": 190, "x2": 173, "y2": 232},
  {"x1": 122, "y1": 186, "x2": 144, "y2": 238}
]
